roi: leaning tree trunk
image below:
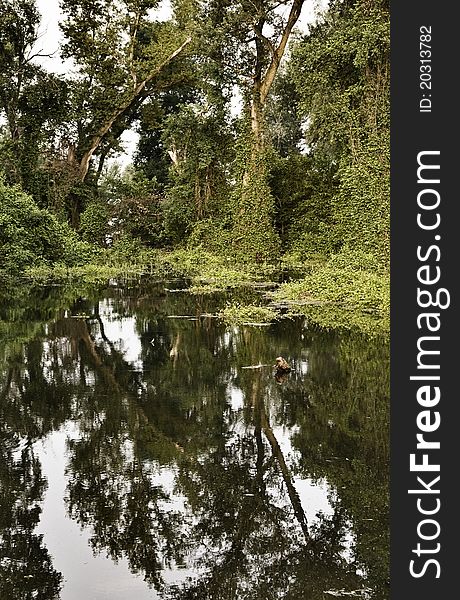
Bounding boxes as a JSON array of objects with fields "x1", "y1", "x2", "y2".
[{"x1": 67, "y1": 36, "x2": 192, "y2": 229}]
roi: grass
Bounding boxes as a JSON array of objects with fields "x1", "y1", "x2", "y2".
[
  {"x1": 273, "y1": 261, "x2": 390, "y2": 336},
  {"x1": 24, "y1": 247, "x2": 282, "y2": 291}
]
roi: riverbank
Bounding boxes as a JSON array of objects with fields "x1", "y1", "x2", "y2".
[{"x1": 14, "y1": 247, "x2": 389, "y2": 336}]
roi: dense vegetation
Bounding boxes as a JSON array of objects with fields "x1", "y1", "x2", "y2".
[{"x1": 0, "y1": 0, "x2": 390, "y2": 333}]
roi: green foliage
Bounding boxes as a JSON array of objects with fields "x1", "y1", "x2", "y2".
[
  {"x1": 0, "y1": 1, "x2": 69, "y2": 202},
  {"x1": 103, "y1": 168, "x2": 167, "y2": 247},
  {"x1": 0, "y1": 179, "x2": 65, "y2": 274},
  {"x1": 334, "y1": 132, "x2": 390, "y2": 266},
  {"x1": 79, "y1": 201, "x2": 110, "y2": 246},
  {"x1": 52, "y1": 0, "x2": 196, "y2": 226},
  {"x1": 135, "y1": 87, "x2": 200, "y2": 186},
  {"x1": 265, "y1": 67, "x2": 303, "y2": 157},
  {"x1": 328, "y1": 246, "x2": 385, "y2": 273},
  {"x1": 0, "y1": 0, "x2": 391, "y2": 339},
  {"x1": 163, "y1": 248, "x2": 257, "y2": 290},
  {"x1": 60, "y1": 224, "x2": 101, "y2": 267},
  {"x1": 274, "y1": 246, "x2": 390, "y2": 335},
  {"x1": 218, "y1": 302, "x2": 277, "y2": 326},
  {"x1": 232, "y1": 129, "x2": 281, "y2": 262},
  {"x1": 106, "y1": 234, "x2": 150, "y2": 264},
  {"x1": 290, "y1": 0, "x2": 390, "y2": 266},
  {"x1": 187, "y1": 219, "x2": 233, "y2": 254},
  {"x1": 268, "y1": 153, "x2": 337, "y2": 255},
  {"x1": 161, "y1": 104, "x2": 234, "y2": 244}
]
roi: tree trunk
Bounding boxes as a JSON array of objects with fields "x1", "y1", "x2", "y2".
[
  {"x1": 235, "y1": 1, "x2": 305, "y2": 259},
  {"x1": 77, "y1": 36, "x2": 192, "y2": 183},
  {"x1": 70, "y1": 193, "x2": 82, "y2": 230}
]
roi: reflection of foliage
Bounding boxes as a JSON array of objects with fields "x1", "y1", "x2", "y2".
[
  {"x1": 0, "y1": 439, "x2": 62, "y2": 599},
  {"x1": 285, "y1": 327, "x2": 390, "y2": 594},
  {"x1": 0, "y1": 281, "x2": 389, "y2": 598},
  {"x1": 170, "y1": 427, "x2": 362, "y2": 600},
  {"x1": 67, "y1": 447, "x2": 187, "y2": 590}
]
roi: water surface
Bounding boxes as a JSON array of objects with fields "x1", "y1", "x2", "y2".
[{"x1": 0, "y1": 280, "x2": 389, "y2": 599}]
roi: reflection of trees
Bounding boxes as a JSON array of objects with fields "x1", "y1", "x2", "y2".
[
  {"x1": 0, "y1": 436, "x2": 62, "y2": 599},
  {"x1": 167, "y1": 332, "x2": 367, "y2": 600},
  {"x1": 277, "y1": 327, "x2": 390, "y2": 595},
  {"x1": 0, "y1": 282, "x2": 389, "y2": 598}
]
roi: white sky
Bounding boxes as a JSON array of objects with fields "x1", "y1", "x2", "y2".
[{"x1": 34, "y1": 0, "x2": 327, "y2": 167}]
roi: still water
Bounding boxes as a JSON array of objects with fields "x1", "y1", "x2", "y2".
[{"x1": 0, "y1": 280, "x2": 389, "y2": 599}]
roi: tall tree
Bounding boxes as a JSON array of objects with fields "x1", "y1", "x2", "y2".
[
  {"x1": 204, "y1": 0, "x2": 307, "y2": 259},
  {"x1": 291, "y1": 0, "x2": 390, "y2": 266},
  {"x1": 0, "y1": 0, "x2": 67, "y2": 195},
  {"x1": 0, "y1": 0, "x2": 41, "y2": 144},
  {"x1": 59, "y1": 0, "x2": 193, "y2": 226}
]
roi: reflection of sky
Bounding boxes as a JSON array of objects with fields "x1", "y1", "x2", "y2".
[
  {"x1": 98, "y1": 300, "x2": 143, "y2": 370},
  {"x1": 227, "y1": 382, "x2": 356, "y2": 558},
  {"x1": 33, "y1": 412, "x2": 356, "y2": 599},
  {"x1": 227, "y1": 382, "x2": 335, "y2": 526},
  {"x1": 35, "y1": 426, "x2": 191, "y2": 600},
  {"x1": 30, "y1": 297, "x2": 359, "y2": 597},
  {"x1": 273, "y1": 424, "x2": 334, "y2": 521}
]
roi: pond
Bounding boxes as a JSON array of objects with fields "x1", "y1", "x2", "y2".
[{"x1": 0, "y1": 279, "x2": 389, "y2": 600}]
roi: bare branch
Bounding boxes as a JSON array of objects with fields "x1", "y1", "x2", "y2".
[{"x1": 25, "y1": 49, "x2": 58, "y2": 63}]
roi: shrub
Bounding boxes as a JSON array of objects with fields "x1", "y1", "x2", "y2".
[
  {"x1": 79, "y1": 201, "x2": 110, "y2": 246},
  {"x1": 0, "y1": 179, "x2": 64, "y2": 274}
]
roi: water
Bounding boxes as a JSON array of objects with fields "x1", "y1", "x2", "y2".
[{"x1": 0, "y1": 279, "x2": 389, "y2": 599}]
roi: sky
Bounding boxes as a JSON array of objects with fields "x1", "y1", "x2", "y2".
[{"x1": 34, "y1": 0, "x2": 328, "y2": 167}]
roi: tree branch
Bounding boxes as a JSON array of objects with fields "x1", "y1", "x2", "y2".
[
  {"x1": 78, "y1": 35, "x2": 192, "y2": 181},
  {"x1": 260, "y1": 0, "x2": 305, "y2": 104}
]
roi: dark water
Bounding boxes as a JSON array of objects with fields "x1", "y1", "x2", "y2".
[{"x1": 0, "y1": 280, "x2": 389, "y2": 600}]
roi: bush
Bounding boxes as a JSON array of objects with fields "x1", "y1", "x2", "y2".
[
  {"x1": 219, "y1": 302, "x2": 278, "y2": 326},
  {"x1": 79, "y1": 201, "x2": 110, "y2": 246},
  {"x1": 60, "y1": 223, "x2": 101, "y2": 266},
  {"x1": 187, "y1": 219, "x2": 233, "y2": 254},
  {"x1": 0, "y1": 179, "x2": 65, "y2": 274}
]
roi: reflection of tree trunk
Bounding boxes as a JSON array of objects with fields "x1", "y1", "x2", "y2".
[
  {"x1": 79, "y1": 358, "x2": 86, "y2": 387},
  {"x1": 0, "y1": 366, "x2": 15, "y2": 400},
  {"x1": 93, "y1": 307, "x2": 116, "y2": 353},
  {"x1": 54, "y1": 317, "x2": 121, "y2": 392},
  {"x1": 55, "y1": 316, "x2": 182, "y2": 456},
  {"x1": 251, "y1": 379, "x2": 309, "y2": 540},
  {"x1": 80, "y1": 321, "x2": 120, "y2": 388},
  {"x1": 261, "y1": 413, "x2": 309, "y2": 539},
  {"x1": 170, "y1": 333, "x2": 181, "y2": 369},
  {"x1": 252, "y1": 375, "x2": 265, "y2": 495}
]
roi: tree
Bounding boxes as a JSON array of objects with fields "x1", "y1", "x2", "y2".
[
  {"x1": 0, "y1": 0, "x2": 41, "y2": 145},
  {"x1": 58, "y1": 0, "x2": 193, "y2": 226},
  {"x1": 134, "y1": 86, "x2": 199, "y2": 187},
  {"x1": 290, "y1": 0, "x2": 390, "y2": 266},
  {"x1": 213, "y1": 0, "x2": 307, "y2": 260},
  {"x1": 0, "y1": 178, "x2": 65, "y2": 274},
  {"x1": 0, "y1": 0, "x2": 69, "y2": 198},
  {"x1": 160, "y1": 104, "x2": 235, "y2": 244}
]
